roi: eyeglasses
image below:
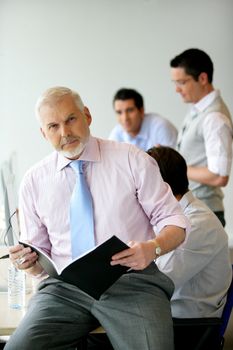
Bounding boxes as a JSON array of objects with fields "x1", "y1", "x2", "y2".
[
  {"x1": 172, "y1": 78, "x2": 192, "y2": 87},
  {"x1": 3, "y1": 210, "x2": 19, "y2": 247},
  {"x1": 0, "y1": 210, "x2": 18, "y2": 260}
]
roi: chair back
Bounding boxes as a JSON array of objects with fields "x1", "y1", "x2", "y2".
[
  {"x1": 219, "y1": 264, "x2": 233, "y2": 337},
  {"x1": 173, "y1": 265, "x2": 233, "y2": 350}
]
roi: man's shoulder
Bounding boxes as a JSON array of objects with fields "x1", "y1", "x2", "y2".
[
  {"x1": 183, "y1": 191, "x2": 213, "y2": 215},
  {"x1": 203, "y1": 90, "x2": 232, "y2": 119},
  {"x1": 97, "y1": 136, "x2": 140, "y2": 153},
  {"x1": 145, "y1": 112, "x2": 168, "y2": 122},
  {"x1": 108, "y1": 124, "x2": 125, "y2": 141},
  {"x1": 22, "y1": 152, "x2": 58, "y2": 182},
  {"x1": 96, "y1": 136, "x2": 150, "y2": 163},
  {"x1": 183, "y1": 192, "x2": 226, "y2": 232},
  {"x1": 96, "y1": 138, "x2": 158, "y2": 183},
  {"x1": 144, "y1": 113, "x2": 176, "y2": 129}
]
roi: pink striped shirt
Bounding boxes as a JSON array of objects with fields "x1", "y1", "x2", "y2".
[{"x1": 19, "y1": 136, "x2": 187, "y2": 271}]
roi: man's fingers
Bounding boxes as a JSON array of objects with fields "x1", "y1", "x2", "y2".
[
  {"x1": 9, "y1": 244, "x2": 24, "y2": 254},
  {"x1": 111, "y1": 258, "x2": 137, "y2": 267},
  {"x1": 111, "y1": 247, "x2": 134, "y2": 261},
  {"x1": 12, "y1": 247, "x2": 37, "y2": 269}
]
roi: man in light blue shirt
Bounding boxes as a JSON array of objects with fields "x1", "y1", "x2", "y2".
[{"x1": 109, "y1": 88, "x2": 178, "y2": 150}]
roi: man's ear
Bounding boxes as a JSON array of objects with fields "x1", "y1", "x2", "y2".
[
  {"x1": 140, "y1": 107, "x2": 145, "y2": 119},
  {"x1": 83, "y1": 106, "x2": 92, "y2": 126},
  {"x1": 40, "y1": 127, "x2": 47, "y2": 140},
  {"x1": 199, "y1": 72, "x2": 209, "y2": 85}
]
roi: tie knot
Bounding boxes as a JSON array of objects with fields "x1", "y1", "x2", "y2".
[{"x1": 70, "y1": 160, "x2": 83, "y2": 174}]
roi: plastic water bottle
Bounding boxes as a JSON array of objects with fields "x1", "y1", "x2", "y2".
[{"x1": 8, "y1": 263, "x2": 26, "y2": 309}]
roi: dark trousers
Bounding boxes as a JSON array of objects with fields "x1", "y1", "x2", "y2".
[
  {"x1": 87, "y1": 321, "x2": 222, "y2": 350},
  {"x1": 214, "y1": 211, "x2": 226, "y2": 227}
]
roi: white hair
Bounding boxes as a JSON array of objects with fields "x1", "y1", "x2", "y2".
[{"x1": 35, "y1": 86, "x2": 85, "y2": 122}]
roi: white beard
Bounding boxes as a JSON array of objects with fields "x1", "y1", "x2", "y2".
[
  {"x1": 59, "y1": 133, "x2": 90, "y2": 159},
  {"x1": 60, "y1": 142, "x2": 86, "y2": 159}
]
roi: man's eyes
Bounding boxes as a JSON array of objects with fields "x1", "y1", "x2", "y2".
[
  {"x1": 68, "y1": 116, "x2": 76, "y2": 121},
  {"x1": 67, "y1": 116, "x2": 77, "y2": 123},
  {"x1": 48, "y1": 124, "x2": 58, "y2": 130},
  {"x1": 48, "y1": 117, "x2": 76, "y2": 129},
  {"x1": 116, "y1": 108, "x2": 134, "y2": 114}
]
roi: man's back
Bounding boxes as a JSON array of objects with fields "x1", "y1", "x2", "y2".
[{"x1": 157, "y1": 191, "x2": 232, "y2": 318}]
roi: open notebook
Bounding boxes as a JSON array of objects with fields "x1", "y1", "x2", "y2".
[{"x1": 20, "y1": 235, "x2": 129, "y2": 299}]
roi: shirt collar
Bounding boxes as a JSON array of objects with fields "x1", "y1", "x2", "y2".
[
  {"x1": 137, "y1": 117, "x2": 148, "y2": 139},
  {"x1": 194, "y1": 89, "x2": 220, "y2": 113},
  {"x1": 56, "y1": 135, "x2": 100, "y2": 171},
  {"x1": 124, "y1": 117, "x2": 147, "y2": 141},
  {"x1": 179, "y1": 190, "x2": 195, "y2": 211}
]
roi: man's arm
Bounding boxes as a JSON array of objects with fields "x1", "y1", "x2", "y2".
[
  {"x1": 194, "y1": 111, "x2": 232, "y2": 187},
  {"x1": 111, "y1": 225, "x2": 185, "y2": 270},
  {"x1": 155, "y1": 118, "x2": 178, "y2": 148},
  {"x1": 111, "y1": 148, "x2": 187, "y2": 270},
  {"x1": 187, "y1": 165, "x2": 229, "y2": 187},
  {"x1": 16, "y1": 172, "x2": 52, "y2": 277}
]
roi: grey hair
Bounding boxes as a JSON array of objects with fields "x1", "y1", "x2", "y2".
[{"x1": 35, "y1": 86, "x2": 85, "y2": 122}]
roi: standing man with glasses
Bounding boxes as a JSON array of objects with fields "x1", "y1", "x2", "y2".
[
  {"x1": 6, "y1": 86, "x2": 188, "y2": 350},
  {"x1": 170, "y1": 48, "x2": 233, "y2": 226}
]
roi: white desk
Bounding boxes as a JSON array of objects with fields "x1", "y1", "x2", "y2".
[
  {"x1": 0, "y1": 291, "x2": 104, "y2": 340},
  {"x1": 0, "y1": 246, "x2": 34, "y2": 337}
]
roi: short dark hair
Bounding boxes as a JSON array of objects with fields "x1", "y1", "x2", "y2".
[
  {"x1": 170, "y1": 48, "x2": 214, "y2": 83},
  {"x1": 113, "y1": 88, "x2": 144, "y2": 109},
  {"x1": 147, "y1": 146, "x2": 189, "y2": 197}
]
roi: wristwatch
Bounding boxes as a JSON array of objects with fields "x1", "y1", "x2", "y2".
[{"x1": 153, "y1": 240, "x2": 162, "y2": 260}]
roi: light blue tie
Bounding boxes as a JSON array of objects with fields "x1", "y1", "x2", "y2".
[{"x1": 70, "y1": 160, "x2": 95, "y2": 259}]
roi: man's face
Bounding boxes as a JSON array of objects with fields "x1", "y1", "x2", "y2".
[
  {"x1": 171, "y1": 67, "x2": 206, "y2": 103},
  {"x1": 39, "y1": 94, "x2": 92, "y2": 159},
  {"x1": 114, "y1": 99, "x2": 144, "y2": 137}
]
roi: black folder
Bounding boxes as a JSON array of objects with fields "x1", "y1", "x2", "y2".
[{"x1": 20, "y1": 235, "x2": 129, "y2": 299}]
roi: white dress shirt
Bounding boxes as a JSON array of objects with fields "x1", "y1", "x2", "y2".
[{"x1": 187, "y1": 90, "x2": 232, "y2": 176}]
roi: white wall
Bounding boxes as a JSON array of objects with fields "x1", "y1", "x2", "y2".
[{"x1": 0, "y1": 0, "x2": 232, "y2": 238}]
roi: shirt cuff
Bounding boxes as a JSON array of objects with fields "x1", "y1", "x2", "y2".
[
  {"x1": 156, "y1": 215, "x2": 189, "y2": 234},
  {"x1": 208, "y1": 156, "x2": 232, "y2": 176}
]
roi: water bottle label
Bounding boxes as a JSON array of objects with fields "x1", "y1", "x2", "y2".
[{"x1": 8, "y1": 265, "x2": 26, "y2": 309}]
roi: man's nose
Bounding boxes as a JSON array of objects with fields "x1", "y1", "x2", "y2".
[
  {"x1": 122, "y1": 112, "x2": 129, "y2": 121},
  {"x1": 175, "y1": 85, "x2": 182, "y2": 93},
  {"x1": 60, "y1": 124, "x2": 70, "y2": 137}
]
